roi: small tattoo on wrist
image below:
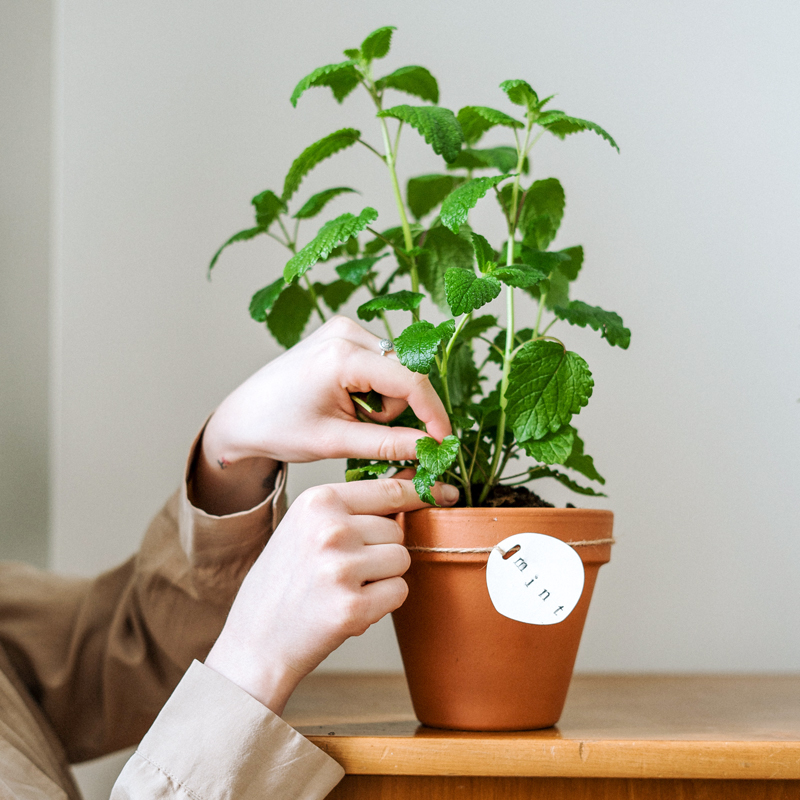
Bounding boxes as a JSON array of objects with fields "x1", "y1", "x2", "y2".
[{"x1": 218, "y1": 458, "x2": 231, "y2": 470}]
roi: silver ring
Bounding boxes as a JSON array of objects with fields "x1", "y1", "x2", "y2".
[{"x1": 379, "y1": 338, "x2": 394, "y2": 356}]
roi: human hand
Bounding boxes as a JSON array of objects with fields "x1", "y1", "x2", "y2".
[
  {"x1": 191, "y1": 316, "x2": 451, "y2": 515},
  {"x1": 204, "y1": 477, "x2": 458, "y2": 715}
]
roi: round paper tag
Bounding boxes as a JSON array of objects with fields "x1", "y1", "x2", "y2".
[{"x1": 486, "y1": 533, "x2": 585, "y2": 625}]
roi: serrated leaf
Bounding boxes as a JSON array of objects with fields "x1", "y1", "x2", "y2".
[
  {"x1": 440, "y1": 174, "x2": 512, "y2": 233},
  {"x1": 284, "y1": 207, "x2": 378, "y2": 282},
  {"x1": 315, "y1": 279, "x2": 359, "y2": 312},
  {"x1": 558, "y1": 245, "x2": 583, "y2": 280},
  {"x1": 345, "y1": 460, "x2": 390, "y2": 481},
  {"x1": 447, "y1": 146, "x2": 523, "y2": 174},
  {"x1": 457, "y1": 106, "x2": 524, "y2": 145},
  {"x1": 357, "y1": 290, "x2": 424, "y2": 321},
  {"x1": 290, "y1": 61, "x2": 360, "y2": 107},
  {"x1": 376, "y1": 65, "x2": 439, "y2": 103},
  {"x1": 407, "y1": 174, "x2": 461, "y2": 220},
  {"x1": 412, "y1": 467, "x2": 437, "y2": 505},
  {"x1": 378, "y1": 105, "x2": 464, "y2": 163},
  {"x1": 527, "y1": 466, "x2": 607, "y2": 496},
  {"x1": 335, "y1": 254, "x2": 387, "y2": 284},
  {"x1": 490, "y1": 263, "x2": 548, "y2": 289},
  {"x1": 518, "y1": 178, "x2": 565, "y2": 250},
  {"x1": 417, "y1": 434, "x2": 460, "y2": 477},
  {"x1": 564, "y1": 429, "x2": 605, "y2": 485},
  {"x1": 249, "y1": 277, "x2": 287, "y2": 322},
  {"x1": 506, "y1": 340, "x2": 593, "y2": 441},
  {"x1": 208, "y1": 226, "x2": 264, "y2": 276},
  {"x1": 460, "y1": 314, "x2": 497, "y2": 341},
  {"x1": 538, "y1": 112, "x2": 619, "y2": 152},
  {"x1": 251, "y1": 190, "x2": 287, "y2": 228},
  {"x1": 266, "y1": 282, "x2": 314, "y2": 348},
  {"x1": 520, "y1": 426, "x2": 575, "y2": 465},
  {"x1": 500, "y1": 79, "x2": 539, "y2": 110},
  {"x1": 293, "y1": 187, "x2": 357, "y2": 219},
  {"x1": 445, "y1": 268, "x2": 501, "y2": 316},
  {"x1": 417, "y1": 226, "x2": 474, "y2": 309},
  {"x1": 553, "y1": 301, "x2": 631, "y2": 349},
  {"x1": 471, "y1": 232, "x2": 496, "y2": 272},
  {"x1": 395, "y1": 319, "x2": 456, "y2": 374},
  {"x1": 361, "y1": 26, "x2": 395, "y2": 61},
  {"x1": 282, "y1": 128, "x2": 361, "y2": 202}
]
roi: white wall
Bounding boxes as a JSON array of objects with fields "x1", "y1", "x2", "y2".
[
  {"x1": 50, "y1": 0, "x2": 800, "y2": 671},
  {"x1": 0, "y1": 0, "x2": 52, "y2": 567}
]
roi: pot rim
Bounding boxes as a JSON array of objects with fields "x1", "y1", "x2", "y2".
[{"x1": 404, "y1": 507, "x2": 613, "y2": 519}]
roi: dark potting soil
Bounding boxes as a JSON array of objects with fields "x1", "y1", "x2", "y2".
[{"x1": 456, "y1": 484, "x2": 578, "y2": 509}]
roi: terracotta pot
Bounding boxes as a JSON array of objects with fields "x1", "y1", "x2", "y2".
[{"x1": 392, "y1": 507, "x2": 613, "y2": 731}]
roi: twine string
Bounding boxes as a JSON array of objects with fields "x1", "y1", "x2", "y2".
[{"x1": 406, "y1": 538, "x2": 615, "y2": 555}]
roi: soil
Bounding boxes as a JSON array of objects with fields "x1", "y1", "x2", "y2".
[{"x1": 456, "y1": 484, "x2": 578, "y2": 509}]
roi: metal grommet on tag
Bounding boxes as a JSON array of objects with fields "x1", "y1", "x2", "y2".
[{"x1": 486, "y1": 533, "x2": 585, "y2": 625}]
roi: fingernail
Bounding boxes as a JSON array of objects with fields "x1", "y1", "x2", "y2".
[{"x1": 441, "y1": 484, "x2": 459, "y2": 505}]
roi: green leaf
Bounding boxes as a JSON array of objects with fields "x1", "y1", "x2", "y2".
[
  {"x1": 553, "y1": 301, "x2": 631, "y2": 349},
  {"x1": 500, "y1": 79, "x2": 539, "y2": 110},
  {"x1": 460, "y1": 314, "x2": 497, "y2": 341},
  {"x1": 357, "y1": 290, "x2": 424, "y2": 321},
  {"x1": 412, "y1": 467, "x2": 437, "y2": 505},
  {"x1": 376, "y1": 65, "x2": 439, "y2": 104},
  {"x1": 395, "y1": 319, "x2": 456, "y2": 374},
  {"x1": 417, "y1": 226, "x2": 474, "y2": 309},
  {"x1": 564, "y1": 429, "x2": 605, "y2": 485},
  {"x1": 527, "y1": 466, "x2": 607, "y2": 497},
  {"x1": 445, "y1": 268, "x2": 501, "y2": 316},
  {"x1": 443, "y1": 343, "x2": 482, "y2": 407},
  {"x1": 520, "y1": 426, "x2": 575, "y2": 465},
  {"x1": 440, "y1": 174, "x2": 512, "y2": 233},
  {"x1": 252, "y1": 190, "x2": 287, "y2": 228},
  {"x1": 249, "y1": 277, "x2": 287, "y2": 322},
  {"x1": 416, "y1": 434, "x2": 460, "y2": 477},
  {"x1": 290, "y1": 61, "x2": 360, "y2": 107},
  {"x1": 293, "y1": 187, "x2": 358, "y2": 219},
  {"x1": 282, "y1": 128, "x2": 361, "y2": 202},
  {"x1": 266, "y1": 282, "x2": 315, "y2": 348},
  {"x1": 506, "y1": 340, "x2": 593, "y2": 441},
  {"x1": 558, "y1": 245, "x2": 584, "y2": 280},
  {"x1": 518, "y1": 178, "x2": 565, "y2": 250},
  {"x1": 538, "y1": 112, "x2": 619, "y2": 152},
  {"x1": 447, "y1": 146, "x2": 523, "y2": 174},
  {"x1": 377, "y1": 105, "x2": 464, "y2": 163},
  {"x1": 361, "y1": 26, "x2": 395, "y2": 61},
  {"x1": 284, "y1": 207, "x2": 378, "y2": 282},
  {"x1": 490, "y1": 263, "x2": 548, "y2": 289},
  {"x1": 208, "y1": 226, "x2": 264, "y2": 276},
  {"x1": 407, "y1": 174, "x2": 462, "y2": 220},
  {"x1": 315, "y1": 279, "x2": 359, "y2": 312},
  {"x1": 456, "y1": 106, "x2": 523, "y2": 145},
  {"x1": 345, "y1": 461, "x2": 390, "y2": 481},
  {"x1": 519, "y1": 246, "x2": 577, "y2": 307},
  {"x1": 471, "y1": 232, "x2": 497, "y2": 272},
  {"x1": 335, "y1": 254, "x2": 387, "y2": 284}
]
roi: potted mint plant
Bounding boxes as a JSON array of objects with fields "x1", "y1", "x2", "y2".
[{"x1": 210, "y1": 26, "x2": 628, "y2": 730}]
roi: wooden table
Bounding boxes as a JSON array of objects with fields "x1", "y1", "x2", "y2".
[{"x1": 283, "y1": 673, "x2": 800, "y2": 799}]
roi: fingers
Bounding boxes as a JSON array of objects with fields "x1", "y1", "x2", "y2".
[
  {"x1": 336, "y1": 477, "x2": 459, "y2": 516},
  {"x1": 359, "y1": 576, "x2": 409, "y2": 623},
  {"x1": 355, "y1": 542, "x2": 411, "y2": 584},
  {"x1": 324, "y1": 418, "x2": 434, "y2": 463}
]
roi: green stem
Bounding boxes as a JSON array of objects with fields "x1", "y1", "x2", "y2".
[
  {"x1": 366, "y1": 278, "x2": 395, "y2": 340},
  {"x1": 277, "y1": 216, "x2": 295, "y2": 250},
  {"x1": 533, "y1": 289, "x2": 548, "y2": 337},
  {"x1": 438, "y1": 341, "x2": 473, "y2": 507},
  {"x1": 466, "y1": 417, "x2": 485, "y2": 485},
  {"x1": 303, "y1": 274, "x2": 326, "y2": 323}
]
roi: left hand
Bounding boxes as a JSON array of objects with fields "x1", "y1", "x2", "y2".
[{"x1": 191, "y1": 316, "x2": 451, "y2": 514}]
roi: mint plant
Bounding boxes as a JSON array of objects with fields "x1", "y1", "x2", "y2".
[{"x1": 209, "y1": 26, "x2": 630, "y2": 508}]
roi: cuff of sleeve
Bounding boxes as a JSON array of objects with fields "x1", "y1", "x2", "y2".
[
  {"x1": 125, "y1": 661, "x2": 344, "y2": 800},
  {"x1": 177, "y1": 423, "x2": 288, "y2": 575}
]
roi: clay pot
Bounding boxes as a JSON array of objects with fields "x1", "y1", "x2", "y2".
[{"x1": 392, "y1": 507, "x2": 613, "y2": 731}]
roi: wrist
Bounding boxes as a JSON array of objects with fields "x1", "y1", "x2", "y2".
[{"x1": 204, "y1": 639, "x2": 302, "y2": 717}]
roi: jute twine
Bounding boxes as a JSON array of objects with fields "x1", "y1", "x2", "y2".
[{"x1": 407, "y1": 539, "x2": 615, "y2": 555}]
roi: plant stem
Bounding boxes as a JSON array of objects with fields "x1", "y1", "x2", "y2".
[
  {"x1": 303, "y1": 274, "x2": 326, "y2": 322},
  {"x1": 366, "y1": 278, "x2": 395, "y2": 340}
]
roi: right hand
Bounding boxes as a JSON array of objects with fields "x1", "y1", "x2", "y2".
[{"x1": 204, "y1": 477, "x2": 459, "y2": 715}]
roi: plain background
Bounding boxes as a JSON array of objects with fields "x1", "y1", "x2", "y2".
[{"x1": 3, "y1": 1, "x2": 799, "y2": 797}]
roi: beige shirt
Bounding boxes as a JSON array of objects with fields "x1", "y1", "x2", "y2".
[{"x1": 0, "y1": 444, "x2": 345, "y2": 799}]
